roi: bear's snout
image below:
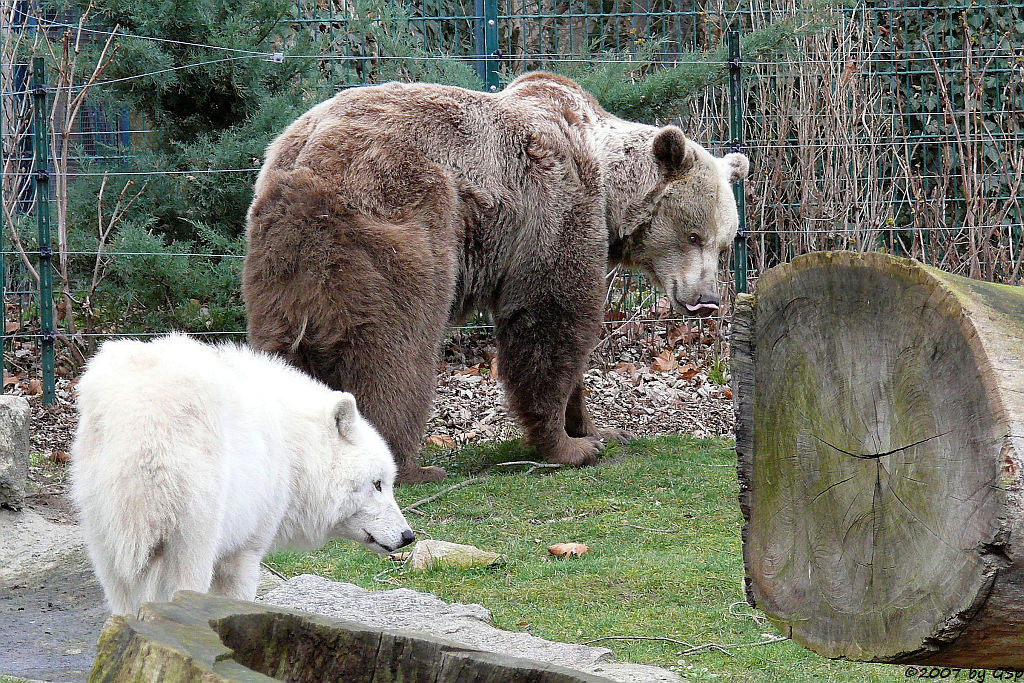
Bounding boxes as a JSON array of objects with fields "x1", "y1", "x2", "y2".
[
  {"x1": 398, "y1": 530, "x2": 416, "y2": 549},
  {"x1": 684, "y1": 292, "x2": 721, "y2": 317}
]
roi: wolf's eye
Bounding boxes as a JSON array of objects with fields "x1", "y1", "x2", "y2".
[
  {"x1": 373, "y1": 480, "x2": 382, "y2": 492},
  {"x1": 687, "y1": 233, "x2": 701, "y2": 246}
]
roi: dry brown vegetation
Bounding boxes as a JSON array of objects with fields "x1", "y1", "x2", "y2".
[{"x1": 680, "y1": 1, "x2": 1023, "y2": 287}]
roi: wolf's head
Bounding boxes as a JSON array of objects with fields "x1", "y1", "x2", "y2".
[{"x1": 325, "y1": 393, "x2": 415, "y2": 554}]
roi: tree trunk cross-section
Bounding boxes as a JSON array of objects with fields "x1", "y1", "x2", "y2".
[{"x1": 733, "y1": 251, "x2": 1024, "y2": 667}]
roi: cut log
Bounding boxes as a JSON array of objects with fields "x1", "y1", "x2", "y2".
[{"x1": 733, "y1": 251, "x2": 1024, "y2": 668}]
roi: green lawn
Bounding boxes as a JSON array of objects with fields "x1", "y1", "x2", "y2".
[{"x1": 266, "y1": 436, "x2": 906, "y2": 682}]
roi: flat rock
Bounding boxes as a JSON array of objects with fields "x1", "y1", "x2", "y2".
[
  {"x1": 94, "y1": 592, "x2": 611, "y2": 682},
  {"x1": 0, "y1": 395, "x2": 30, "y2": 510},
  {"x1": 262, "y1": 574, "x2": 681, "y2": 682}
]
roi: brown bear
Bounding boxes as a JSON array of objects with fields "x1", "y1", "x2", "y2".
[{"x1": 243, "y1": 72, "x2": 749, "y2": 484}]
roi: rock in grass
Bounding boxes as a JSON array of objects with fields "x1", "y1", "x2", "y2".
[
  {"x1": 409, "y1": 540, "x2": 504, "y2": 570},
  {"x1": 0, "y1": 396, "x2": 30, "y2": 510}
]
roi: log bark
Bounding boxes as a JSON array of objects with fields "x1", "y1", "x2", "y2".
[{"x1": 733, "y1": 251, "x2": 1024, "y2": 667}]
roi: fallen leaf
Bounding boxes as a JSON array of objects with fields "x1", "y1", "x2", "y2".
[
  {"x1": 723, "y1": 387, "x2": 734, "y2": 399},
  {"x1": 425, "y1": 434, "x2": 455, "y2": 448},
  {"x1": 456, "y1": 365, "x2": 482, "y2": 376},
  {"x1": 27, "y1": 378, "x2": 42, "y2": 395},
  {"x1": 650, "y1": 350, "x2": 677, "y2": 373},
  {"x1": 5, "y1": 321, "x2": 19, "y2": 334},
  {"x1": 388, "y1": 551, "x2": 412, "y2": 562},
  {"x1": 548, "y1": 542, "x2": 589, "y2": 558},
  {"x1": 679, "y1": 363, "x2": 699, "y2": 381},
  {"x1": 667, "y1": 323, "x2": 694, "y2": 346},
  {"x1": 49, "y1": 450, "x2": 69, "y2": 465},
  {"x1": 516, "y1": 621, "x2": 529, "y2": 627},
  {"x1": 604, "y1": 309, "x2": 626, "y2": 323},
  {"x1": 489, "y1": 357, "x2": 499, "y2": 380},
  {"x1": 2, "y1": 374, "x2": 19, "y2": 387},
  {"x1": 613, "y1": 362, "x2": 638, "y2": 379}
]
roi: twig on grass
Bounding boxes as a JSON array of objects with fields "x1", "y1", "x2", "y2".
[
  {"x1": 623, "y1": 523, "x2": 679, "y2": 533},
  {"x1": 402, "y1": 476, "x2": 487, "y2": 513},
  {"x1": 678, "y1": 634, "x2": 789, "y2": 656},
  {"x1": 402, "y1": 461, "x2": 563, "y2": 514},
  {"x1": 581, "y1": 632, "x2": 789, "y2": 657},
  {"x1": 373, "y1": 565, "x2": 403, "y2": 586},
  {"x1": 728, "y1": 600, "x2": 767, "y2": 627},
  {"x1": 493, "y1": 460, "x2": 564, "y2": 475},
  {"x1": 582, "y1": 635, "x2": 695, "y2": 648},
  {"x1": 259, "y1": 561, "x2": 287, "y2": 581}
]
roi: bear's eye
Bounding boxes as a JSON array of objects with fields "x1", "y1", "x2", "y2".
[
  {"x1": 373, "y1": 480, "x2": 382, "y2": 492},
  {"x1": 688, "y1": 233, "x2": 701, "y2": 247}
]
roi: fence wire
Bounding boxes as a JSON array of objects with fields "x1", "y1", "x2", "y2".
[{"x1": 0, "y1": 0, "x2": 1022, "y2": 401}]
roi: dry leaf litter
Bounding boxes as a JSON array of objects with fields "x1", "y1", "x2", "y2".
[{"x1": 13, "y1": 307, "x2": 734, "y2": 501}]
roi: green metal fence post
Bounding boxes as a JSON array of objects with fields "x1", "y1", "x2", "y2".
[
  {"x1": 728, "y1": 30, "x2": 748, "y2": 294},
  {"x1": 474, "y1": 0, "x2": 499, "y2": 92},
  {"x1": 1, "y1": 94, "x2": 5, "y2": 387},
  {"x1": 32, "y1": 57, "x2": 55, "y2": 405}
]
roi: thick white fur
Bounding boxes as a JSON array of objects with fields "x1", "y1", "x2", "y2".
[{"x1": 70, "y1": 333, "x2": 413, "y2": 615}]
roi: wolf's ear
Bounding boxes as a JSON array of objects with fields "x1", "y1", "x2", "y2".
[
  {"x1": 723, "y1": 152, "x2": 749, "y2": 183},
  {"x1": 652, "y1": 126, "x2": 693, "y2": 177},
  {"x1": 332, "y1": 393, "x2": 358, "y2": 438}
]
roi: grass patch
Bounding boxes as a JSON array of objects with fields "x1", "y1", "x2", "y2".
[{"x1": 266, "y1": 435, "x2": 904, "y2": 681}]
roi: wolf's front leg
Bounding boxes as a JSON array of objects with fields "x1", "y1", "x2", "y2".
[{"x1": 211, "y1": 549, "x2": 264, "y2": 601}]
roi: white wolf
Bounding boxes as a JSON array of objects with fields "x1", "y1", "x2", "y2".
[{"x1": 70, "y1": 333, "x2": 414, "y2": 615}]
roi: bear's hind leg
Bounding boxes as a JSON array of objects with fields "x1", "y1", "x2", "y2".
[
  {"x1": 564, "y1": 378, "x2": 634, "y2": 444},
  {"x1": 377, "y1": 360, "x2": 448, "y2": 485},
  {"x1": 496, "y1": 309, "x2": 603, "y2": 467}
]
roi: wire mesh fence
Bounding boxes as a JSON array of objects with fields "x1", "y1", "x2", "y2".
[{"x1": 1, "y1": 0, "x2": 1021, "y2": 402}]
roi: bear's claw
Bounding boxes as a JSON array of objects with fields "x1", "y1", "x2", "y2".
[{"x1": 599, "y1": 427, "x2": 635, "y2": 445}]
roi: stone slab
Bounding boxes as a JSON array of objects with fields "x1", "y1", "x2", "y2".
[
  {"x1": 91, "y1": 592, "x2": 613, "y2": 682},
  {"x1": 262, "y1": 574, "x2": 681, "y2": 682},
  {"x1": 0, "y1": 396, "x2": 30, "y2": 510}
]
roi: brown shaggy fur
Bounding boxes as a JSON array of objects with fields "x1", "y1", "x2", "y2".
[{"x1": 243, "y1": 72, "x2": 748, "y2": 483}]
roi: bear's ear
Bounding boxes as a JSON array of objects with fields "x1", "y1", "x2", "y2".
[
  {"x1": 652, "y1": 126, "x2": 693, "y2": 177},
  {"x1": 723, "y1": 152, "x2": 749, "y2": 183},
  {"x1": 332, "y1": 392, "x2": 358, "y2": 438}
]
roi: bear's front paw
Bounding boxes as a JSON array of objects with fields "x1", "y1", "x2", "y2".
[
  {"x1": 544, "y1": 435, "x2": 602, "y2": 467},
  {"x1": 397, "y1": 464, "x2": 448, "y2": 485}
]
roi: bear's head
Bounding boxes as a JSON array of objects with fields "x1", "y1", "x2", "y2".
[
  {"x1": 618, "y1": 126, "x2": 749, "y2": 317},
  {"x1": 326, "y1": 393, "x2": 416, "y2": 554}
]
